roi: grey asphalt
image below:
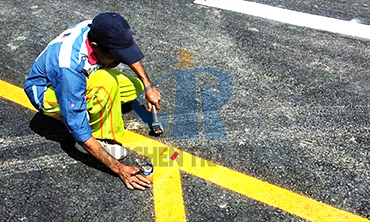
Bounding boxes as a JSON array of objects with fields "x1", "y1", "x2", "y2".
[{"x1": 1, "y1": 0, "x2": 370, "y2": 221}]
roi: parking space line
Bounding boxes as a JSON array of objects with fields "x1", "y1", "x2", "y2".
[
  {"x1": 119, "y1": 131, "x2": 369, "y2": 222},
  {"x1": 1, "y1": 80, "x2": 369, "y2": 222},
  {"x1": 0, "y1": 79, "x2": 36, "y2": 111},
  {"x1": 180, "y1": 152, "x2": 368, "y2": 222},
  {"x1": 194, "y1": 0, "x2": 370, "y2": 40},
  {"x1": 153, "y1": 166, "x2": 187, "y2": 222},
  {"x1": 178, "y1": 48, "x2": 194, "y2": 69},
  {"x1": 117, "y1": 135, "x2": 188, "y2": 222}
]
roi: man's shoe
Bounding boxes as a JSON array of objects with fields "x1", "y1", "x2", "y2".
[
  {"x1": 98, "y1": 140, "x2": 128, "y2": 160},
  {"x1": 74, "y1": 140, "x2": 128, "y2": 160},
  {"x1": 74, "y1": 142, "x2": 89, "y2": 154}
]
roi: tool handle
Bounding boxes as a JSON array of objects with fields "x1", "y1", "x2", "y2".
[{"x1": 152, "y1": 104, "x2": 159, "y2": 122}]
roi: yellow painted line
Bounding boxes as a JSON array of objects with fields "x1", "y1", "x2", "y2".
[
  {"x1": 178, "y1": 48, "x2": 194, "y2": 69},
  {"x1": 0, "y1": 79, "x2": 37, "y2": 111},
  {"x1": 153, "y1": 166, "x2": 187, "y2": 222},
  {"x1": 119, "y1": 131, "x2": 369, "y2": 222},
  {"x1": 1, "y1": 79, "x2": 369, "y2": 222},
  {"x1": 159, "y1": 148, "x2": 168, "y2": 156},
  {"x1": 180, "y1": 151, "x2": 367, "y2": 222},
  {"x1": 118, "y1": 134, "x2": 187, "y2": 222}
]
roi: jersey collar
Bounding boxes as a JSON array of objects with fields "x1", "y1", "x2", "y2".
[{"x1": 85, "y1": 38, "x2": 98, "y2": 65}]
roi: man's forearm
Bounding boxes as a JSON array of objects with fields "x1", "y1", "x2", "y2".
[
  {"x1": 129, "y1": 61, "x2": 151, "y2": 86},
  {"x1": 129, "y1": 60, "x2": 161, "y2": 109},
  {"x1": 80, "y1": 137, "x2": 122, "y2": 174}
]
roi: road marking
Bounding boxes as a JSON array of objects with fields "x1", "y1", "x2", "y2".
[
  {"x1": 178, "y1": 48, "x2": 194, "y2": 69},
  {"x1": 1, "y1": 78, "x2": 369, "y2": 221},
  {"x1": 153, "y1": 166, "x2": 186, "y2": 222},
  {"x1": 0, "y1": 79, "x2": 37, "y2": 111},
  {"x1": 194, "y1": 0, "x2": 370, "y2": 40},
  {"x1": 0, "y1": 153, "x2": 77, "y2": 177},
  {"x1": 119, "y1": 131, "x2": 369, "y2": 222},
  {"x1": 0, "y1": 134, "x2": 49, "y2": 150}
]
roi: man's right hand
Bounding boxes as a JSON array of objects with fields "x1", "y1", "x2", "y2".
[
  {"x1": 81, "y1": 137, "x2": 151, "y2": 190},
  {"x1": 117, "y1": 164, "x2": 152, "y2": 190}
]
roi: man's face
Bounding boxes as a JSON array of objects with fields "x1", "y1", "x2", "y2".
[{"x1": 91, "y1": 43, "x2": 120, "y2": 68}]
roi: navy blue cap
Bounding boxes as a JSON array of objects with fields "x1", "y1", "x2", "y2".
[{"x1": 89, "y1": 12, "x2": 143, "y2": 65}]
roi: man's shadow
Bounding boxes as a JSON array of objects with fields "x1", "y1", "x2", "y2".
[
  {"x1": 29, "y1": 112, "x2": 117, "y2": 176},
  {"x1": 29, "y1": 102, "x2": 156, "y2": 176}
]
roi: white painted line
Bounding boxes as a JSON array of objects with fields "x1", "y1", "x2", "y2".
[
  {"x1": 0, "y1": 153, "x2": 78, "y2": 177},
  {"x1": 194, "y1": 0, "x2": 370, "y2": 40},
  {"x1": 0, "y1": 134, "x2": 49, "y2": 150}
]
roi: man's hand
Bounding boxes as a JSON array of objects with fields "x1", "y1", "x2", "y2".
[
  {"x1": 118, "y1": 164, "x2": 152, "y2": 190},
  {"x1": 81, "y1": 137, "x2": 151, "y2": 190},
  {"x1": 146, "y1": 86, "x2": 161, "y2": 111}
]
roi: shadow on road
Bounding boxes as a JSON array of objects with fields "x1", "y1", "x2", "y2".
[{"x1": 29, "y1": 112, "x2": 117, "y2": 177}]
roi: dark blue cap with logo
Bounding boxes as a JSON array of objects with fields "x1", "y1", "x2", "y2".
[{"x1": 89, "y1": 12, "x2": 144, "y2": 65}]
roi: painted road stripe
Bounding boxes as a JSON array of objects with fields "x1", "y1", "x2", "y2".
[
  {"x1": 0, "y1": 79, "x2": 37, "y2": 111},
  {"x1": 178, "y1": 48, "x2": 194, "y2": 69},
  {"x1": 0, "y1": 153, "x2": 77, "y2": 177},
  {"x1": 152, "y1": 166, "x2": 187, "y2": 222},
  {"x1": 0, "y1": 134, "x2": 49, "y2": 150},
  {"x1": 119, "y1": 131, "x2": 369, "y2": 222},
  {"x1": 194, "y1": 0, "x2": 370, "y2": 40},
  {"x1": 1, "y1": 80, "x2": 369, "y2": 221}
]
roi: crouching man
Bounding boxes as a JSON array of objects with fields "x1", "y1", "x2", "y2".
[{"x1": 24, "y1": 12, "x2": 161, "y2": 190}]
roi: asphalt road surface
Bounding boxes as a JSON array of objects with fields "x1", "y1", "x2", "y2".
[{"x1": 0, "y1": 0, "x2": 369, "y2": 221}]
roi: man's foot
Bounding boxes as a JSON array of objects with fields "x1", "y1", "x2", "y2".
[{"x1": 74, "y1": 140, "x2": 128, "y2": 160}]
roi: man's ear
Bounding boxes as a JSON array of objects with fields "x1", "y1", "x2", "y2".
[{"x1": 90, "y1": 42, "x2": 99, "y2": 51}]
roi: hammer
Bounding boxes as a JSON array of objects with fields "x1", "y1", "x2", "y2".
[{"x1": 151, "y1": 104, "x2": 164, "y2": 135}]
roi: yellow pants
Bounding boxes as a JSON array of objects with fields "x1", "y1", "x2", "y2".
[{"x1": 42, "y1": 68, "x2": 144, "y2": 142}]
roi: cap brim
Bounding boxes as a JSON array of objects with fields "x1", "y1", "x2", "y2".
[{"x1": 109, "y1": 42, "x2": 144, "y2": 65}]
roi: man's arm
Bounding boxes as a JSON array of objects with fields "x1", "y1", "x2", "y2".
[
  {"x1": 79, "y1": 137, "x2": 151, "y2": 190},
  {"x1": 129, "y1": 61, "x2": 161, "y2": 110}
]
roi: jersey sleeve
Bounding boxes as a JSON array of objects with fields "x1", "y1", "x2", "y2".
[{"x1": 53, "y1": 67, "x2": 92, "y2": 142}]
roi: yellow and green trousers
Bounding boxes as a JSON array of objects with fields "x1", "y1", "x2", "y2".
[{"x1": 42, "y1": 68, "x2": 143, "y2": 141}]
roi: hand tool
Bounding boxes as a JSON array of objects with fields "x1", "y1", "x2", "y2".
[{"x1": 151, "y1": 104, "x2": 164, "y2": 135}]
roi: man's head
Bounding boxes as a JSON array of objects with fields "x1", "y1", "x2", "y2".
[{"x1": 88, "y1": 12, "x2": 143, "y2": 67}]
